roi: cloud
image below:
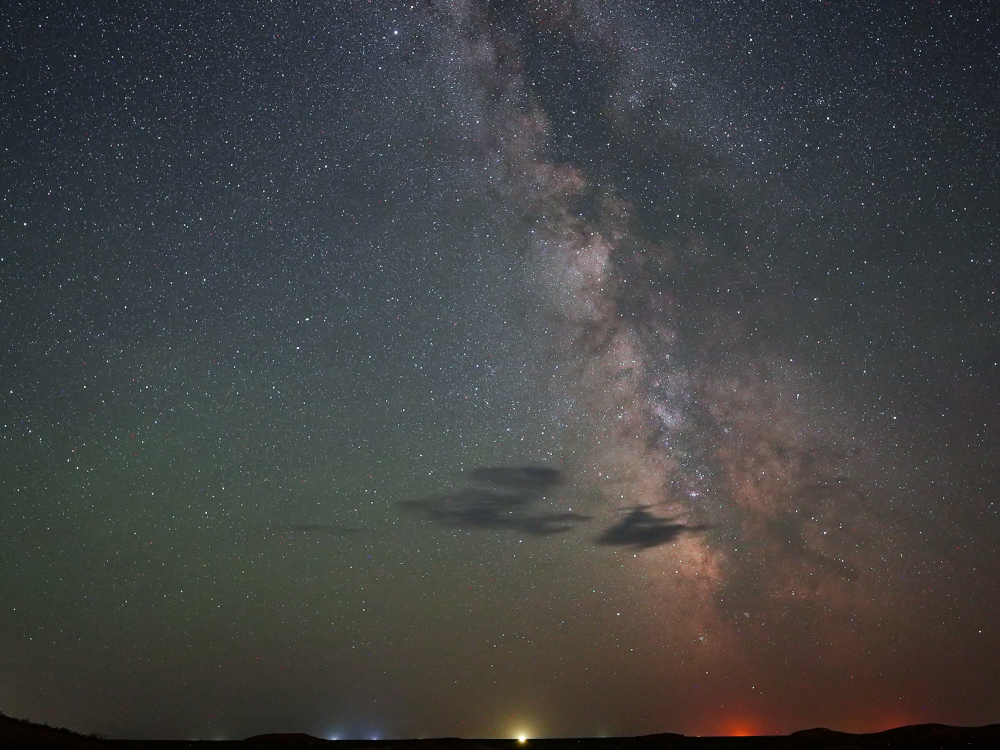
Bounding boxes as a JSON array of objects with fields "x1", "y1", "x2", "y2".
[
  {"x1": 596, "y1": 506, "x2": 707, "y2": 549},
  {"x1": 401, "y1": 467, "x2": 714, "y2": 548},
  {"x1": 398, "y1": 465, "x2": 589, "y2": 536}
]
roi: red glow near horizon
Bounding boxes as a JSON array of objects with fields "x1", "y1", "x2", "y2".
[
  {"x1": 719, "y1": 719, "x2": 758, "y2": 737},
  {"x1": 712, "y1": 713, "x2": 921, "y2": 738}
]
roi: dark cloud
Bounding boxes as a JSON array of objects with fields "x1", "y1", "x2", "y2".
[
  {"x1": 400, "y1": 489, "x2": 589, "y2": 536},
  {"x1": 596, "y1": 506, "x2": 707, "y2": 549},
  {"x1": 403, "y1": 468, "x2": 711, "y2": 547},
  {"x1": 398, "y1": 466, "x2": 588, "y2": 536}
]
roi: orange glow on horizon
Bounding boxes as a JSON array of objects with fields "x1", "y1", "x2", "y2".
[
  {"x1": 720, "y1": 719, "x2": 758, "y2": 737},
  {"x1": 718, "y1": 713, "x2": 920, "y2": 737}
]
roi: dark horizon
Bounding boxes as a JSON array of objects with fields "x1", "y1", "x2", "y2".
[
  {"x1": 4, "y1": 709, "x2": 1000, "y2": 747},
  {"x1": 2, "y1": 0, "x2": 998, "y2": 741}
]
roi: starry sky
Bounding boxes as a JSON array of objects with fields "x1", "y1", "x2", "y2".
[{"x1": 2, "y1": 0, "x2": 999, "y2": 741}]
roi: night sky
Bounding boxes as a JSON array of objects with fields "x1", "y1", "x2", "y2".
[{"x1": 2, "y1": 0, "x2": 999, "y2": 741}]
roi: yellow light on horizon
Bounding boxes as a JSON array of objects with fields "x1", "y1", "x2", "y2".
[{"x1": 518, "y1": 735, "x2": 527, "y2": 743}]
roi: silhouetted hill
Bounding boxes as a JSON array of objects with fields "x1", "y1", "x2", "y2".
[
  {"x1": 243, "y1": 734, "x2": 329, "y2": 745},
  {"x1": 867, "y1": 722, "x2": 1000, "y2": 747},
  {"x1": 786, "y1": 727, "x2": 854, "y2": 745},
  {"x1": 3, "y1": 712, "x2": 1000, "y2": 749},
  {"x1": 0, "y1": 711, "x2": 107, "y2": 748}
]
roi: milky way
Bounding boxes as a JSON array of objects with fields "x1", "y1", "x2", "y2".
[
  {"x1": 427, "y1": 0, "x2": 904, "y2": 646},
  {"x1": 411, "y1": 1, "x2": 1000, "y2": 730}
]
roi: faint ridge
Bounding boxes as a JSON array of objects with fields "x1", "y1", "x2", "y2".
[
  {"x1": 243, "y1": 732, "x2": 329, "y2": 744},
  {"x1": 4, "y1": 712, "x2": 1000, "y2": 749},
  {"x1": 0, "y1": 710, "x2": 107, "y2": 747},
  {"x1": 636, "y1": 732, "x2": 688, "y2": 741},
  {"x1": 870, "y1": 722, "x2": 1000, "y2": 742},
  {"x1": 787, "y1": 727, "x2": 855, "y2": 744}
]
